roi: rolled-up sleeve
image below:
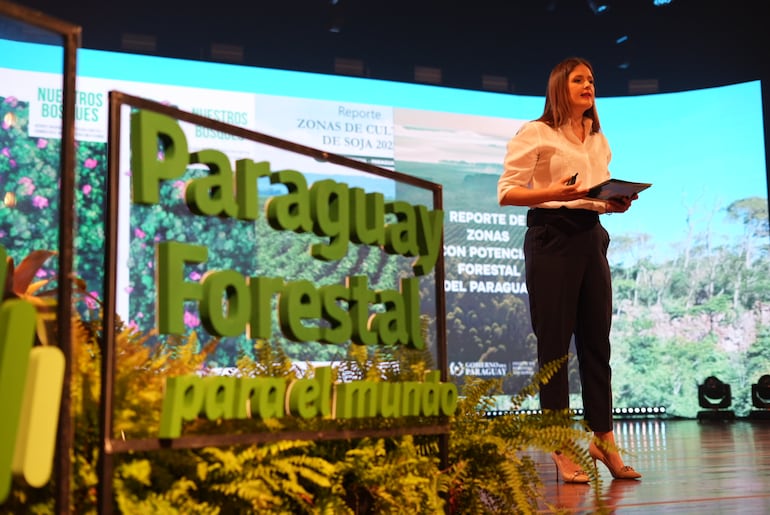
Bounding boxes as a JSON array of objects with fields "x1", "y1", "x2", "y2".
[{"x1": 497, "y1": 122, "x2": 540, "y2": 205}]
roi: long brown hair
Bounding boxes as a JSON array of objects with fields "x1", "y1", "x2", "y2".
[{"x1": 536, "y1": 57, "x2": 601, "y2": 134}]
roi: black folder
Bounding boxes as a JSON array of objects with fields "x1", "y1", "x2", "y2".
[{"x1": 586, "y1": 178, "x2": 652, "y2": 200}]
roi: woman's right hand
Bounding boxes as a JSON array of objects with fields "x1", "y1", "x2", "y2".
[
  {"x1": 499, "y1": 175, "x2": 591, "y2": 207},
  {"x1": 551, "y1": 176, "x2": 590, "y2": 201}
]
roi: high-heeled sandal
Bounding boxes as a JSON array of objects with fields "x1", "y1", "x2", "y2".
[
  {"x1": 588, "y1": 440, "x2": 642, "y2": 480},
  {"x1": 551, "y1": 451, "x2": 590, "y2": 483}
]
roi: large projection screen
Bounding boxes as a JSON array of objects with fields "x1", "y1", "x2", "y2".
[{"x1": 1, "y1": 38, "x2": 768, "y2": 418}]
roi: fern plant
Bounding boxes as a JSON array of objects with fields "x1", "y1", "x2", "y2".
[
  {"x1": 335, "y1": 436, "x2": 444, "y2": 515},
  {"x1": 444, "y1": 358, "x2": 606, "y2": 514},
  {"x1": 113, "y1": 440, "x2": 339, "y2": 514}
]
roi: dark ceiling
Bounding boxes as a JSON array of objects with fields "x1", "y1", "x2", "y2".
[{"x1": 7, "y1": 0, "x2": 770, "y2": 97}]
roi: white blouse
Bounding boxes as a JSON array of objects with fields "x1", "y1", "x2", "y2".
[{"x1": 497, "y1": 119, "x2": 612, "y2": 213}]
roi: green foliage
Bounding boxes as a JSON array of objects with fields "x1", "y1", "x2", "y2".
[
  {"x1": 113, "y1": 441, "x2": 340, "y2": 514},
  {"x1": 4, "y1": 301, "x2": 598, "y2": 514},
  {"x1": 336, "y1": 437, "x2": 444, "y2": 515},
  {"x1": 445, "y1": 357, "x2": 605, "y2": 514}
]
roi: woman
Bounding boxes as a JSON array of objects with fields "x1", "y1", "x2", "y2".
[{"x1": 497, "y1": 57, "x2": 641, "y2": 482}]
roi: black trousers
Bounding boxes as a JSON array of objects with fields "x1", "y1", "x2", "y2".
[{"x1": 524, "y1": 208, "x2": 613, "y2": 433}]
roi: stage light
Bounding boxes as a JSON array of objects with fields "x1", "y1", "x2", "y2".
[
  {"x1": 414, "y1": 65, "x2": 442, "y2": 85},
  {"x1": 494, "y1": 405, "x2": 670, "y2": 419},
  {"x1": 611, "y1": 406, "x2": 666, "y2": 418},
  {"x1": 698, "y1": 376, "x2": 731, "y2": 409},
  {"x1": 751, "y1": 374, "x2": 770, "y2": 408},
  {"x1": 697, "y1": 376, "x2": 735, "y2": 421},
  {"x1": 587, "y1": 0, "x2": 609, "y2": 15},
  {"x1": 327, "y1": 0, "x2": 344, "y2": 33},
  {"x1": 749, "y1": 374, "x2": 770, "y2": 420}
]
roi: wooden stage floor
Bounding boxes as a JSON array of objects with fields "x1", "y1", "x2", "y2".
[{"x1": 533, "y1": 418, "x2": 770, "y2": 514}]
